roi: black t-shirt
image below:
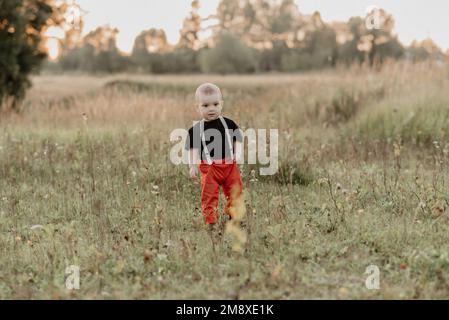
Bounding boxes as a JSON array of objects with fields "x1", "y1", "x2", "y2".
[{"x1": 185, "y1": 117, "x2": 243, "y2": 161}]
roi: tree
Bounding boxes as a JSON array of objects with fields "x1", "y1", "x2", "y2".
[
  {"x1": 0, "y1": 0, "x2": 66, "y2": 109},
  {"x1": 177, "y1": 0, "x2": 202, "y2": 50},
  {"x1": 214, "y1": 0, "x2": 307, "y2": 71},
  {"x1": 199, "y1": 32, "x2": 257, "y2": 74},
  {"x1": 59, "y1": 0, "x2": 86, "y2": 54},
  {"x1": 337, "y1": 9, "x2": 404, "y2": 66},
  {"x1": 277, "y1": 11, "x2": 337, "y2": 71},
  {"x1": 214, "y1": 0, "x2": 301, "y2": 48},
  {"x1": 406, "y1": 39, "x2": 444, "y2": 63},
  {"x1": 216, "y1": 0, "x2": 241, "y2": 33},
  {"x1": 131, "y1": 28, "x2": 171, "y2": 73},
  {"x1": 168, "y1": 0, "x2": 203, "y2": 73},
  {"x1": 59, "y1": 25, "x2": 127, "y2": 73},
  {"x1": 269, "y1": 0, "x2": 298, "y2": 35},
  {"x1": 337, "y1": 17, "x2": 365, "y2": 64}
]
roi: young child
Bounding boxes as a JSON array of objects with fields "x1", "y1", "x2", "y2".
[{"x1": 185, "y1": 83, "x2": 244, "y2": 226}]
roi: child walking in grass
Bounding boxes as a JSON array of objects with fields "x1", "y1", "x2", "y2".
[{"x1": 185, "y1": 83, "x2": 244, "y2": 227}]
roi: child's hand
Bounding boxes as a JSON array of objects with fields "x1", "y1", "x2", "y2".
[{"x1": 189, "y1": 166, "x2": 198, "y2": 180}]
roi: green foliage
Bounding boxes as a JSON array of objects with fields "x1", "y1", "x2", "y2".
[
  {"x1": 405, "y1": 39, "x2": 445, "y2": 63},
  {"x1": 354, "y1": 96, "x2": 449, "y2": 147},
  {"x1": 104, "y1": 80, "x2": 196, "y2": 96},
  {"x1": 280, "y1": 50, "x2": 332, "y2": 71},
  {"x1": 59, "y1": 26, "x2": 128, "y2": 73},
  {"x1": 326, "y1": 89, "x2": 361, "y2": 124},
  {"x1": 130, "y1": 48, "x2": 200, "y2": 74},
  {"x1": 0, "y1": 0, "x2": 61, "y2": 109},
  {"x1": 41, "y1": 1, "x2": 446, "y2": 75},
  {"x1": 3, "y1": 69, "x2": 449, "y2": 298},
  {"x1": 178, "y1": 0, "x2": 201, "y2": 50},
  {"x1": 199, "y1": 32, "x2": 257, "y2": 74},
  {"x1": 166, "y1": 48, "x2": 201, "y2": 73},
  {"x1": 337, "y1": 13, "x2": 405, "y2": 66},
  {"x1": 259, "y1": 40, "x2": 289, "y2": 72}
]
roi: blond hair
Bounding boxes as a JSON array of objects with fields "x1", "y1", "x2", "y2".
[{"x1": 195, "y1": 83, "x2": 223, "y2": 103}]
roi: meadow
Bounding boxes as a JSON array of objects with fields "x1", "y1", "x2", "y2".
[{"x1": 1, "y1": 62, "x2": 449, "y2": 299}]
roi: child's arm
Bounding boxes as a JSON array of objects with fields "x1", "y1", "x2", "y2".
[{"x1": 188, "y1": 148, "x2": 199, "y2": 179}]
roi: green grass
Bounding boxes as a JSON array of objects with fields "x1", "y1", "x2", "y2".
[{"x1": 1, "y1": 64, "x2": 449, "y2": 299}]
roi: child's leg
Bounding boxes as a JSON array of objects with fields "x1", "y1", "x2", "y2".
[
  {"x1": 199, "y1": 163, "x2": 220, "y2": 225},
  {"x1": 222, "y1": 163, "x2": 244, "y2": 220}
]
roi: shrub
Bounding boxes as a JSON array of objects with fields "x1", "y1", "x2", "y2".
[{"x1": 199, "y1": 32, "x2": 257, "y2": 74}]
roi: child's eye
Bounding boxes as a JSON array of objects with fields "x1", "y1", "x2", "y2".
[
  {"x1": 202, "y1": 104, "x2": 208, "y2": 108},
  {"x1": 214, "y1": 103, "x2": 219, "y2": 106}
]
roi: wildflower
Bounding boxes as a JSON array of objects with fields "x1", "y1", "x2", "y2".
[
  {"x1": 151, "y1": 185, "x2": 159, "y2": 195},
  {"x1": 249, "y1": 170, "x2": 258, "y2": 182}
]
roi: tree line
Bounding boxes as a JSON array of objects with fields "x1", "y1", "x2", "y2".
[{"x1": 49, "y1": 0, "x2": 447, "y2": 74}]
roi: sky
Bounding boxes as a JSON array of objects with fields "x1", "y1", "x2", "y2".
[{"x1": 70, "y1": 0, "x2": 449, "y2": 53}]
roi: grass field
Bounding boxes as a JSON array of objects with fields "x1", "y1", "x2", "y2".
[{"x1": 1, "y1": 62, "x2": 449, "y2": 299}]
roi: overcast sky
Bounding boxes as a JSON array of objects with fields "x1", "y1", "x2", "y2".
[{"x1": 76, "y1": 0, "x2": 449, "y2": 53}]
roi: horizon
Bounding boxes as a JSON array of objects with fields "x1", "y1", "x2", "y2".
[
  {"x1": 78, "y1": 0, "x2": 449, "y2": 54},
  {"x1": 46, "y1": 0, "x2": 449, "y2": 58}
]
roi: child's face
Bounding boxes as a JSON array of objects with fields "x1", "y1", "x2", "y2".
[{"x1": 197, "y1": 92, "x2": 223, "y2": 121}]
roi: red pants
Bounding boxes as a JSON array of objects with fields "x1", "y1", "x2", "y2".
[{"x1": 199, "y1": 159, "x2": 244, "y2": 225}]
